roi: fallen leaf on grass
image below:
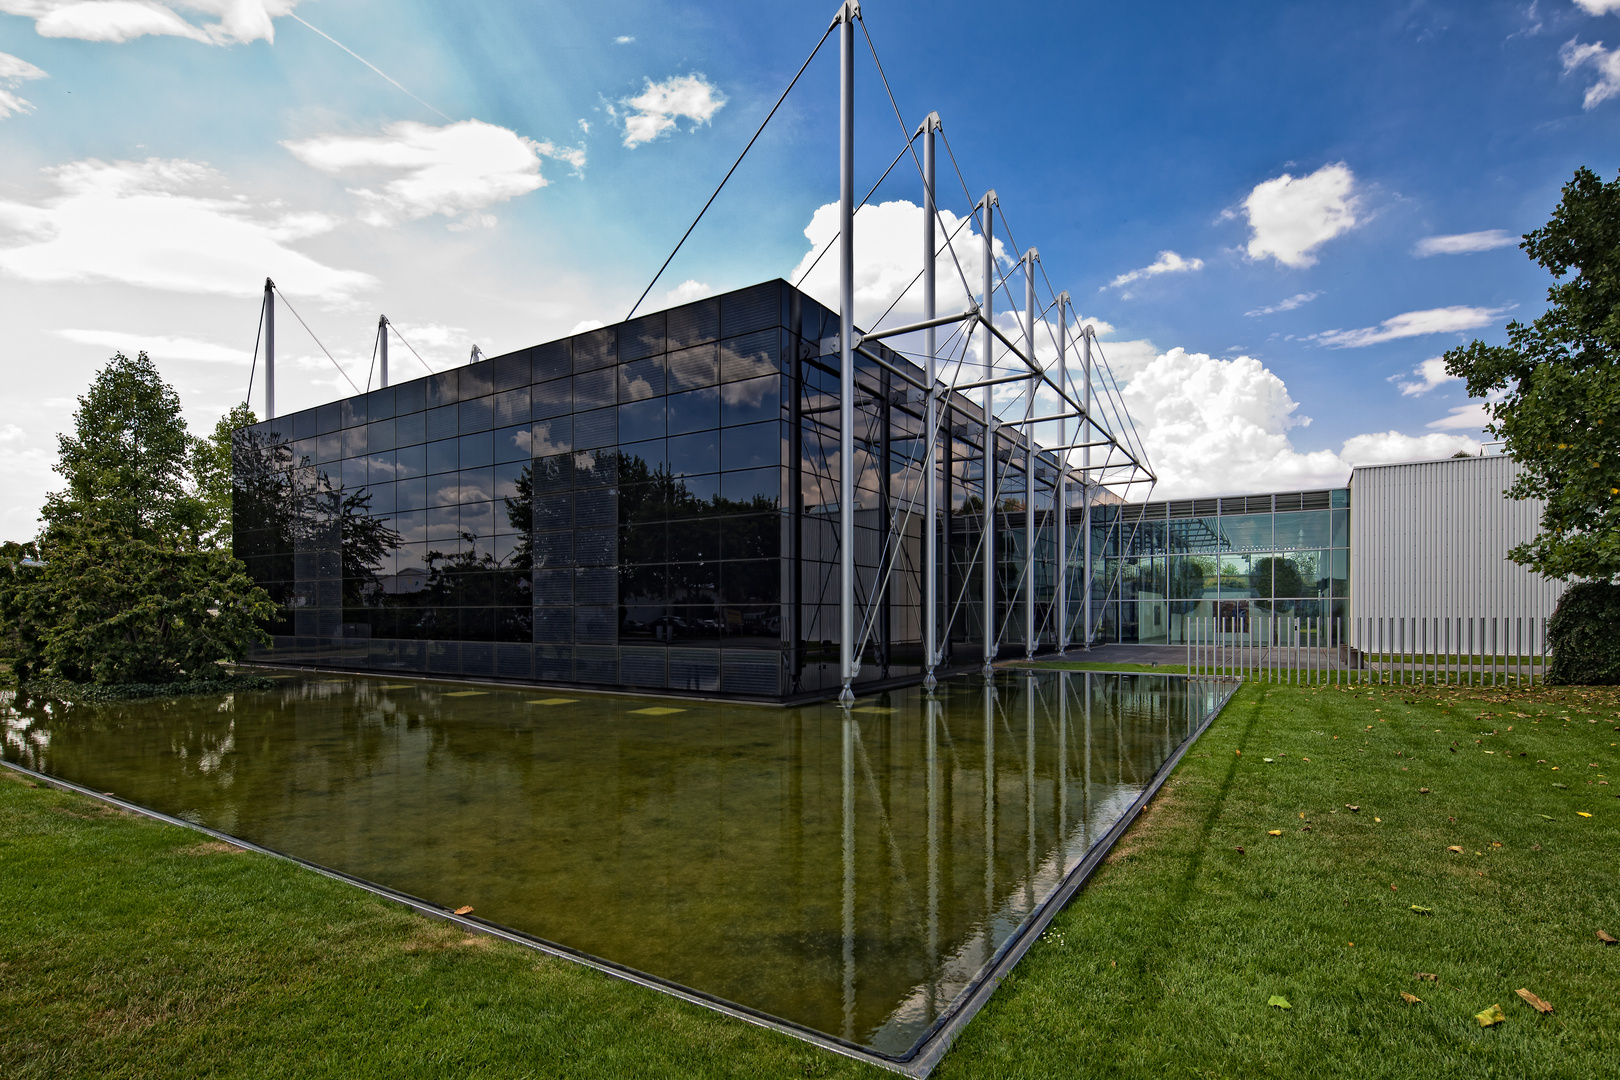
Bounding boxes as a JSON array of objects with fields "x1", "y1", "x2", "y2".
[
  {"x1": 1415, "y1": 972, "x2": 1438, "y2": 981},
  {"x1": 1268, "y1": 830, "x2": 1282, "y2": 836},
  {"x1": 1236, "y1": 846, "x2": 1246, "y2": 854},
  {"x1": 1401, "y1": 992, "x2": 1422, "y2": 1004},
  {"x1": 1515, "y1": 988, "x2": 1553, "y2": 1014},
  {"x1": 1419, "y1": 787, "x2": 1431, "y2": 794},
  {"x1": 454, "y1": 906, "x2": 474, "y2": 915},
  {"x1": 1475, "y1": 1004, "x2": 1506, "y2": 1027},
  {"x1": 1410, "y1": 905, "x2": 1433, "y2": 915},
  {"x1": 1268, "y1": 995, "x2": 1292, "y2": 1009},
  {"x1": 1577, "y1": 811, "x2": 1592, "y2": 818},
  {"x1": 1538, "y1": 814, "x2": 1555, "y2": 820},
  {"x1": 1598, "y1": 930, "x2": 1617, "y2": 944},
  {"x1": 1346, "y1": 805, "x2": 1361, "y2": 812},
  {"x1": 1447, "y1": 846, "x2": 1463, "y2": 853}
]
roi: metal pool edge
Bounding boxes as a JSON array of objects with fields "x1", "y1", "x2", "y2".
[
  {"x1": 1, "y1": 672, "x2": 1242, "y2": 1078},
  {"x1": 895, "y1": 673, "x2": 1242, "y2": 1076}
]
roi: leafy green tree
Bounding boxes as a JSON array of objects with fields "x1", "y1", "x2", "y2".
[
  {"x1": 1, "y1": 354, "x2": 274, "y2": 684},
  {"x1": 42, "y1": 352, "x2": 203, "y2": 542},
  {"x1": 193, "y1": 402, "x2": 258, "y2": 549},
  {"x1": 6, "y1": 517, "x2": 274, "y2": 684},
  {"x1": 1443, "y1": 167, "x2": 1620, "y2": 581}
]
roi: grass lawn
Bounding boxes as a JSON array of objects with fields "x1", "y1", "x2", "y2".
[{"x1": 3, "y1": 679, "x2": 1618, "y2": 1078}]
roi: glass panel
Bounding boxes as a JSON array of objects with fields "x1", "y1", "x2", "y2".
[
  {"x1": 720, "y1": 373, "x2": 779, "y2": 426},
  {"x1": 721, "y1": 420, "x2": 778, "y2": 471},
  {"x1": 532, "y1": 377, "x2": 572, "y2": 420},
  {"x1": 667, "y1": 386, "x2": 720, "y2": 434},
  {"x1": 1168, "y1": 555, "x2": 1213, "y2": 600},
  {"x1": 620, "y1": 356, "x2": 665, "y2": 401},
  {"x1": 669, "y1": 431, "x2": 718, "y2": 477},
  {"x1": 427, "y1": 474, "x2": 460, "y2": 509},
  {"x1": 426, "y1": 438, "x2": 458, "y2": 476},
  {"x1": 619, "y1": 437, "x2": 668, "y2": 476},
  {"x1": 493, "y1": 424, "x2": 530, "y2": 463},
  {"x1": 618, "y1": 397, "x2": 666, "y2": 439},
  {"x1": 1167, "y1": 516, "x2": 1222, "y2": 554},
  {"x1": 458, "y1": 430, "x2": 494, "y2": 469},
  {"x1": 396, "y1": 479, "x2": 427, "y2": 514},
  {"x1": 1219, "y1": 514, "x2": 1272, "y2": 551},
  {"x1": 1274, "y1": 511, "x2": 1331, "y2": 550},
  {"x1": 574, "y1": 367, "x2": 616, "y2": 409}
]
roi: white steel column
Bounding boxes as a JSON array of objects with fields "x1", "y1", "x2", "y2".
[
  {"x1": 980, "y1": 191, "x2": 998, "y2": 676},
  {"x1": 378, "y1": 315, "x2": 389, "y2": 389},
  {"x1": 921, "y1": 111, "x2": 941, "y2": 689},
  {"x1": 1023, "y1": 250, "x2": 1038, "y2": 659},
  {"x1": 264, "y1": 278, "x2": 276, "y2": 420},
  {"x1": 1055, "y1": 293, "x2": 1069, "y2": 652},
  {"x1": 1081, "y1": 328, "x2": 1093, "y2": 650},
  {"x1": 837, "y1": 1, "x2": 858, "y2": 704}
]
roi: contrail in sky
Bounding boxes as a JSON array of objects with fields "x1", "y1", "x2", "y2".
[{"x1": 286, "y1": 13, "x2": 454, "y2": 123}]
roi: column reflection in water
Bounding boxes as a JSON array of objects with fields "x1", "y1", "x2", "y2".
[{"x1": 2, "y1": 668, "x2": 1228, "y2": 1058}]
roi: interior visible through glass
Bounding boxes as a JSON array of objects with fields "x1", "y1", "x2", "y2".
[{"x1": 2, "y1": 669, "x2": 1228, "y2": 1058}]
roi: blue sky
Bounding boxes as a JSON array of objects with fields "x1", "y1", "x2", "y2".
[{"x1": 2, "y1": 0, "x2": 1618, "y2": 538}]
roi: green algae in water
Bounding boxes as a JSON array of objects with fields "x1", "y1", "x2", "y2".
[{"x1": 3, "y1": 669, "x2": 1226, "y2": 1056}]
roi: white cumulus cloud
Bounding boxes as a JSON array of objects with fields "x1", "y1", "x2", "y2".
[
  {"x1": 1105, "y1": 250, "x2": 1202, "y2": 295},
  {"x1": 1413, "y1": 230, "x2": 1517, "y2": 256},
  {"x1": 1427, "y1": 402, "x2": 1492, "y2": 430},
  {"x1": 0, "y1": 0, "x2": 299, "y2": 45},
  {"x1": 1238, "y1": 162, "x2": 1361, "y2": 268},
  {"x1": 53, "y1": 328, "x2": 250, "y2": 362},
  {"x1": 1561, "y1": 37, "x2": 1620, "y2": 108},
  {"x1": 664, "y1": 279, "x2": 712, "y2": 305},
  {"x1": 0, "y1": 157, "x2": 373, "y2": 299},
  {"x1": 1340, "y1": 430, "x2": 1481, "y2": 464},
  {"x1": 1314, "y1": 305, "x2": 1509, "y2": 348},
  {"x1": 1573, "y1": 0, "x2": 1620, "y2": 15},
  {"x1": 621, "y1": 73, "x2": 724, "y2": 148},
  {"x1": 283, "y1": 119, "x2": 581, "y2": 228},
  {"x1": 0, "y1": 48, "x2": 45, "y2": 117},
  {"x1": 1115, "y1": 346, "x2": 1489, "y2": 497},
  {"x1": 790, "y1": 198, "x2": 1005, "y2": 330},
  {"x1": 1391, "y1": 357, "x2": 1460, "y2": 396},
  {"x1": 1244, "y1": 291, "x2": 1320, "y2": 317},
  {"x1": 1120, "y1": 349, "x2": 1347, "y2": 497}
]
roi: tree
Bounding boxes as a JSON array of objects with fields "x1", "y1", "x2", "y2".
[
  {"x1": 1443, "y1": 167, "x2": 1620, "y2": 581},
  {"x1": 193, "y1": 402, "x2": 258, "y2": 549},
  {"x1": 42, "y1": 352, "x2": 202, "y2": 542},
  {"x1": 0, "y1": 354, "x2": 274, "y2": 685}
]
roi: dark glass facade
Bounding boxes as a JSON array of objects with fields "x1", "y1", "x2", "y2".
[
  {"x1": 1089, "y1": 489, "x2": 1351, "y2": 644},
  {"x1": 234, "y1": 279, "x2": 1091, "y2": 700}
]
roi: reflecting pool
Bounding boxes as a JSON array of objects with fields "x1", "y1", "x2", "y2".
[{"x1": 2, "y1": 669, "x2": 1230, "y2": 1061}]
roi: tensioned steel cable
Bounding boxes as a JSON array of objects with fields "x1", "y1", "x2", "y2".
[
  {"x1": 243, "y1": 290, "x2": 265, "y2": 409},
  {"x1": 791, "y1": 134, "x2": 921, "y2": 291},
  {"x1": 272, "y1": 286, "x2": 362, "y2": 396},
  {"x1": 364, "y1": 322, "x2": 381, "y2": 394},
  {"x1": 387, "y1": 323, "x2": 437, "y2": 376},
  {"x1": 626, "y1": 27, "x2": 833, "y2": 321}
]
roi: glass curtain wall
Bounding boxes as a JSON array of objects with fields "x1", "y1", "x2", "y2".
[
  {"x1": 1075, "y1": 490, "x2": 1350, "y2": 645},
  {"x1": 235, "y1": 280, "x2": 1076, "y2": 701}
]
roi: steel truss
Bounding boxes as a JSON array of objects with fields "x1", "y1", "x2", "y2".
[{"x1": 827, "y1": 1, "x2": 1154, "y2": 702}]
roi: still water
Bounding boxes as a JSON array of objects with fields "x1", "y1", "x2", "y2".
[{"x1": 3, "y1": 669, "x2": 1228, "y2": 1058}]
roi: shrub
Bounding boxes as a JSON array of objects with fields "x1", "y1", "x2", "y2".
[{"x1": 1547, "y1": 581, "x2": 1620, "y2": 684}]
